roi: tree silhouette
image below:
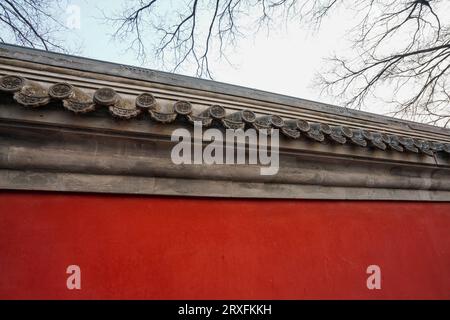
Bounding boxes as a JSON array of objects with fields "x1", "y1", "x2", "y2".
[
  {"x1": 1, "y1": 1, "x2": 448, "y2": 126},
  {"x1": 0, "y1": 0, "x2": 69, "y2": 51},
  {"x1": 107, "y1": 0, "x2": 449, "y2": 126}
]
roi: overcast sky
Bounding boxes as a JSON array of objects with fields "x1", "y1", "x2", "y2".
[
  {"x1": 53, "y1": 0, "x2": 447, "y2": 118},
  {"x1": 60, "y1": 2, "x2": 351, "y2": 98}
]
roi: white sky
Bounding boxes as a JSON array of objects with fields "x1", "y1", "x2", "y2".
[
  {"x1": 57, "y1": 0, "x2": 446, "y2": 118},
  {"x1": 63, "y1": 1, "x2": 349, "y2": 99}
]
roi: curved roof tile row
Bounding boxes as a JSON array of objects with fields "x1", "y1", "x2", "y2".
[{"x1": 1, "y1": 74, "x2": 450, "y2": 157}]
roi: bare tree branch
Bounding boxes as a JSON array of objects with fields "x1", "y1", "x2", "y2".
[
  {"x1": 0, "y1": 0, "x2": 70, "y2": 52},
  {"x1": 317, "y1": 0, "x2": 449, "y2": 126},
  {"x1": 85, "y1": 0, "x2": 450, "y2": 126}
]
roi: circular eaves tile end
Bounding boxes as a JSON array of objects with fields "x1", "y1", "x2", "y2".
[
  {"x1": 209, "y1": 104, "x2": 226, "y2": 119},
  {"x1": 241, "y1": 109, "x2": 256, "y2": 123},
  {"x1": 0, "y1": 75, "x2": 25, "y2": 93},
  {"x1": 136, "y1": 92, "x2": 156, "y2": 110},
  {"x1": 174, "y1": 100, "x2": 192, "y2": 115},
  {"x1": 49, "y1": 82, "x2": 73, "y2": 99},
  {"x1": 94, "y1": 87, "x2": 118, "y2": 106}
]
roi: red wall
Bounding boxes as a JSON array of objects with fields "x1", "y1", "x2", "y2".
[{"x1": 0, "y1": 192, "x2": 449, "y2": 300}]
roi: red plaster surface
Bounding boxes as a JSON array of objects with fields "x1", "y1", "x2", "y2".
[{"x1": 0, "y1": 192, "x2": 449, "y2": 299}]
